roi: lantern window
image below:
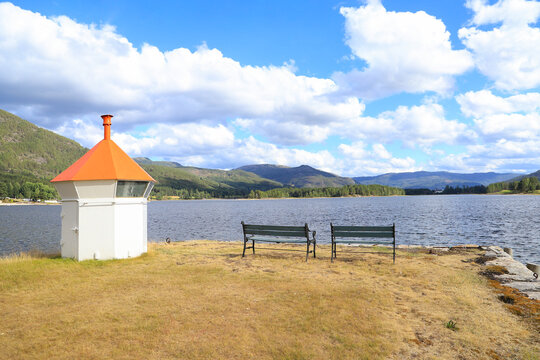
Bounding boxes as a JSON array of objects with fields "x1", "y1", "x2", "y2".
[{"x1": 116, "y1": 181, "x2": 149, "y2": 198}]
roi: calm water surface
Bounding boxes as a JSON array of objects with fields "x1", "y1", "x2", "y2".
[{"x1": 1, "y1": 195, "x2": 539, "y2": 264}]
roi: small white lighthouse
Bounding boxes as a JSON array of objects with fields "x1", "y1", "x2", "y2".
[{"x1": 51, "y1": 115, "x2": 155, "y2": 261}]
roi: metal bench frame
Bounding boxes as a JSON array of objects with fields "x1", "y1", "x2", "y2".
[
  {"x1": 241, "y1": 222, "x2": 316, "y2": 262},
  {"x1": 331, "y1": 223, "x2": 395, "y2": 263}
]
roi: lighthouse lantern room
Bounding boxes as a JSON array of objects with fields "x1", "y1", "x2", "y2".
[{"x1": 51, "y1": 115, "x2": 155, "y2": 261}]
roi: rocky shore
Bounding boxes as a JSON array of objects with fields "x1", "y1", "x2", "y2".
[{"x1": 482, "y1": 246, "x2": 539, "y2": 300}]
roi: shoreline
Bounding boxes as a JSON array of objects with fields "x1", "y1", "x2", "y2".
[{"x1": 1, "y1": 192, "x2": 537, "y2": 205}]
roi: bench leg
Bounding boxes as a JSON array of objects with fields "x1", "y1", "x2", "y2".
[
  {"x1": 252, "y1": 239, "x2": 255, "y2": 254},
  {"x1": 305, "y1": 241, "x2": 310, "y2": 262},
  {"x1": 313, "y1": 241, "x2": 316, "y2": 258},
  {"x1": 242, "y1": 239, "x2": 247, "y2": 257}
]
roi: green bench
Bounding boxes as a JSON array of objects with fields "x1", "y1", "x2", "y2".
[
  {"x1": 331, "y1": 223, "x2": 396, "y2": 263},
  {"x1": 241, "y1": 222, "x2": 316, "y2": 261}
]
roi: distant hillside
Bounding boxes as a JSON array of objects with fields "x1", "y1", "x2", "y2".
[
  {"x1": 354, "y1": 171, "x2": 516, "y2": 190},
  {"x1": 135, "y1": 159, "x2": 282, "y2": 198},
  {"x1": 237, "y1": 164, "x2": 355, "y2": 188},
  {"x1": 0, "y1": 109, "x2": 88, "y2": 199}
]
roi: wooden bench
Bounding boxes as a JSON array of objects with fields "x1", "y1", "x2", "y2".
[
  {"x1": 241, "y1": 222, "x2": 316, "y2": 261},
  {"x1": 331, "y1": 223, "x2": 395, "y2": 263}
]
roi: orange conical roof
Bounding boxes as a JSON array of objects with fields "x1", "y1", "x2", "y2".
[{"x1": 51, "y1": 115, "x2": 155, "y2": 183}]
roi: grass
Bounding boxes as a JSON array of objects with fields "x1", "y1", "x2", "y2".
[{"x1": 0, "y1": 241, "x2": 538, "y2": 360}]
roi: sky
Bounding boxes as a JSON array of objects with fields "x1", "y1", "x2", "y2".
[{"x1": 0, "y1": 0, "x2": 539, "y2": 177}]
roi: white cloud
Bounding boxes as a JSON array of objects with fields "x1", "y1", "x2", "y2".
[
  {"x1": 457, "y1": 90, "x2": 540, "y2": 118},
  {"x1": 334, "y1": 1, "x2": 473, "y2": 99},
  {"x1": 337, "y1": 103, "x2": 475, "y2": 148},
  {"x1": 56, "y1": 119, "x2": 234, "y2": 158},
  {"x1": 438, "y1": 139, "x2": 540, "y2": 173},
  {"x1": 459, "y1": 0, "x2": 540, "y2": 90},
  {"x1": 457, "y1": 90, "x2": 540, "y2": 141},
  {"x1": 466, "y1": 0, "x2": 540, "y2": 27},
  {"x1": 338, "y1": 141, "x2": 418, "y2": 175},
  {"x1": 0, "y1": 2, "x2": 362, "y2": 146}
]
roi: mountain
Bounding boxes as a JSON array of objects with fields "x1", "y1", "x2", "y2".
[
  {"x1": 135, "y1": 159, "x2": 282, "y2": 198},
  {"x1": 237, "y1": 164, "x2": 356, "y2": 188},
  {"x1": 353, "y1": 171, "x2": 516, "y2": 190}
]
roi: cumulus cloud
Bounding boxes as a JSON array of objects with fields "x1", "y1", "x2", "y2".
[
  {"x1": 449, "y1": 87, "x2": 540, "y2": 173},
  {"x1": 457, "y1": 90, "x2": 540, "y2": 141},
  {"x1": 336, "y1": 103, "x2": 475, "y2": 148},
  {"x1": 334, "y1": 0, "x2": 473, "y2": 99},
  {"x1": 56, "y1": 119, "x2": 235, "y2": 158},
  {"x1": 459, "y1": 0, "x2": 540, "y2": 90},
  {"x1": 338, "y1": 141, "x2": 418, "y2": 175},
  {"x1": 438, "y1": 139, "x2": 540, "y2": 173},
  {"x1": 0, "y1": 2, "x2": 361, "y2": 144},
  {"x1": 457, "y1": 90, "x2": 540, "y2": 118}
]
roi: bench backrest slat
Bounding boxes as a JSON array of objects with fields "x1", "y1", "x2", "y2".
[
  {"x1": 332, "y1": 226, "x2": 393, "y2": 232},
  {"x1": 244, "y1": 229, "x2": 308, "y2": 237},
  {"x1": 243, "y1": 224, "x2": 306, "y2": 232},
  {"x1": 332, "y1": 231, "x2": 393, "y2": 238}
]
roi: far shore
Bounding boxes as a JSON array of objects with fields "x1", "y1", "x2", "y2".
[{"x1": 1, "y1": 191, "x2": 538, "y2": 206}]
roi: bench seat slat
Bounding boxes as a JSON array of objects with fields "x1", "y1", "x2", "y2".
[
  {"x1": 245, "y1": 229, "x2": 307, "y2": 237},
  {"x1": 332, "y1": 231, "x2": 394, "y2": 238},
  {"x1": 332, "y1": 226, "x2": 393, "y2": 232},
  {"x1": 243, "y1": 224, "x2": 306, "y2": 231}
]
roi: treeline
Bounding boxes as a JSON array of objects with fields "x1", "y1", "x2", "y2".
[
  {"x1": 405, "y1": 185, "x2": 487, "y2": 195},
  {"x1": 247, "y1": 184, "x2": 405, "y2": 199},
  {"x1": 487, "y1": 176, "x2": 540, "y2": 193},
  {"x1": 152, "y1": 186, "x2": 215, "y2": 200},
  {"x1": 0, "y1": 181, "x2": 57, "y2": 200}
]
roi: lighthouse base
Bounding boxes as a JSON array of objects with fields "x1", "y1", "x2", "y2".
[{"x1": 60, "y1": 198, "x2": 148, "y2": 261}]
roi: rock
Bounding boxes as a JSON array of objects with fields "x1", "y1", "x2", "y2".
[
  {"x1": 526, "y1": 263, "x2": 539, "y2": 277},
  {"x1": 504, "y1": 281, "x2": 540, "y2": 292},
  {"x1": 486, "y1": 257, "x2": 536, "y2": 282},
  {"x1": 481, "y1": 246, "x2": 539, "y2": 301}
]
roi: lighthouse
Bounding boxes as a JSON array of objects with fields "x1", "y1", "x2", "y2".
[{"x1": 51, "y1": 115, "x2": 155, "y2": 261}]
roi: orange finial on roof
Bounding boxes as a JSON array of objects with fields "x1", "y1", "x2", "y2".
[{"x1": 51, "y1": 115, "x2": 155, "y2": 183}]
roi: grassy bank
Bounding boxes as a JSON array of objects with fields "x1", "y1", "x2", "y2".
[{"x1": 0, "y1": 242, "x2": 538, "y2": 359}]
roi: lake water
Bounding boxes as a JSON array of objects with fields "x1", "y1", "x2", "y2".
[{"x1": 1, "y1": 195, "x2": 539, "y2": 264}]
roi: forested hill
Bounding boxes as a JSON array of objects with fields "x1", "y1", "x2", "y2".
[
  {"x1": 0, "y1": 110, "x2": 88, "y2": 199},
  {"x1": 236, "y1": 164, "x2": 355, "y2": 188},
  {"x1": 486, "y1": 170, "x2": 540, "y2": 193},
  {"x1": 0, "y1": 109, "x2": 88, "y2": 179},
  {"x1": 354, "y1": 171, "x2": 516, "y2": 190},
  {"x1": 134, "y1": 158, "x2": 282, "y2": 199}
]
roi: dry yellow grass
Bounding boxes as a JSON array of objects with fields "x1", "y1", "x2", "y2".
[{"x1": 0, "y1": 241, "x2": 538, "y2": 360}]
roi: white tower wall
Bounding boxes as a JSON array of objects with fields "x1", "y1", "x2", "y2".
[
  {"x1": 55, "y1": 181, "x2": 150, "y2": 261},
  {"x1": 60, "y1": 201, "x2": 79, "y2": 259}
]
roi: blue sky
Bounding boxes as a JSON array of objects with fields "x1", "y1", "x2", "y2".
[{"x1": 1, "y1": 0, "x2": 539, "y2": 176}]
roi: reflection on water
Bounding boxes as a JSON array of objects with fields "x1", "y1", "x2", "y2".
[{"x1": 1, "y1": 195, "x2": 539, "y2": 263}]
